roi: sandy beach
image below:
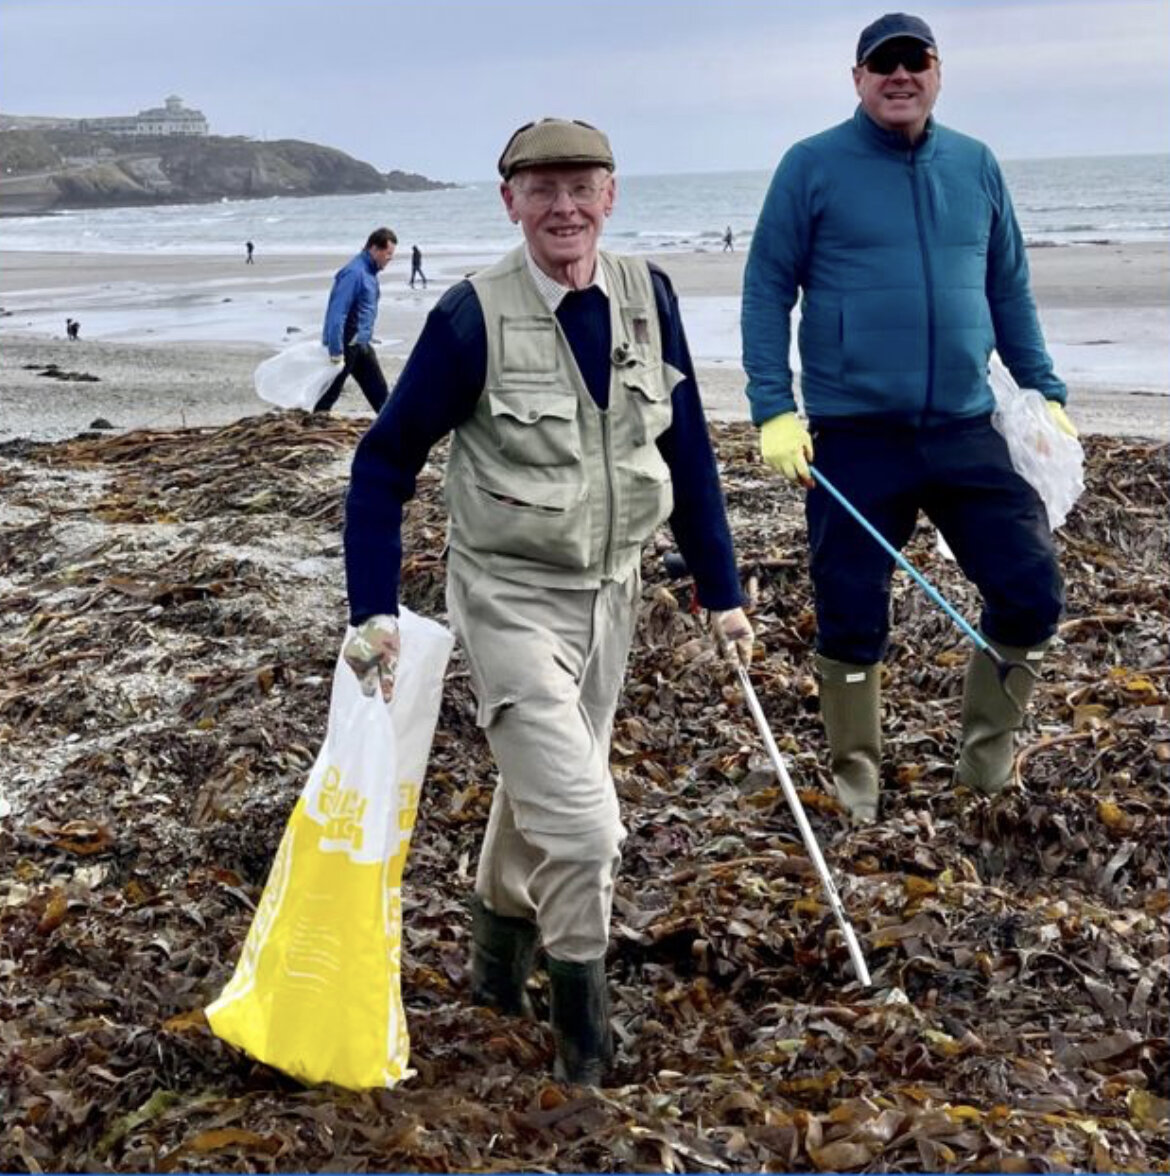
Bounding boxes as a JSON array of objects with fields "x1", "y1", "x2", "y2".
[{"x1": 0, "y1": 242, "x2": 1167, "y2": 442}]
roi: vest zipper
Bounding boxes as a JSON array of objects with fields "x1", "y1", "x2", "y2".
[
  {"x1": 600, "y1": 410, "x2": 615, "y2": 577},
  {"x1": 908, "y1": 150, "x2": 935, "y2": 426}
]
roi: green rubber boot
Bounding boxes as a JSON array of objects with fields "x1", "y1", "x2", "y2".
[
  {"x1": 816, "y1": 655, "x2": 882, "y2": 823},
  {"x1": 469, "y1": 895, "x2": 539, "y2": 1018},
  {"x1": 547, "y1": 956, "x2": 614, "y2": 1086},
  {"x1": 956, "y1": 638, "x2": 1048, "y2": 796}
]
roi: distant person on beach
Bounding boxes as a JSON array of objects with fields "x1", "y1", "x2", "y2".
[
  {"x1": 315, "y1": 227, "x2": 397, "y2": 414},
  {"x1": 339, "y1": 118, "x2": 751, "y2": 1085},
  {"x1": 722, "y1": 225, "x2": 734, "y2": 251},
  {"x1": 741, "y1": 12, "x2": 1075, "y2": 823},
  {"x1": 245, "y1": 240, "x2": 255, "y2": 264},
  {"x1": 65, "y1": 318, "x2": 80, "y2": 341},
  {"x1": 409, "y1": 244, "x2": 427, "y2": 289}
]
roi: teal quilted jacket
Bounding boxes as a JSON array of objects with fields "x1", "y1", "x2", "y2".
[{"x1": 742, "y1": 108, "x2": 1066, "y2": 425}]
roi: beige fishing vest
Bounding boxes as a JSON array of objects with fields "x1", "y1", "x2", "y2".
[{"x1": 445, "y1": 246, "x2": 681, "y2": 589}]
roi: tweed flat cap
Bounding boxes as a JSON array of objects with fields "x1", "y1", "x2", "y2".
[{"x1": 498, "y1": 118, "x2": 615, "y2": 180}]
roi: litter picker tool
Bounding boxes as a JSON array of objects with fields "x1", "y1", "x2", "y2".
[
  {"x1": 809, "y1": 464, "x2": 1038, "y2": 691},
  {"x1": 734, "y1": 661, "x2": 872, "y2": 988},
  {"x1": 662, "y1": 550, "x2": 872, "y2": 987}
]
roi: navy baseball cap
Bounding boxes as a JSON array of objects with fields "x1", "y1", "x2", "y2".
[{"x1": 856, "y1": 13, "x2": 937, "y2": 64}]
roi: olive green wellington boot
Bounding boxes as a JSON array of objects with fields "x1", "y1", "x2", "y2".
[
  {"x1": 469, "y1": 895, "x2": 539, "y2": 1017},
  {"x1": 955, "y1": 638, "x2": 1048, "y2": 796},
  {"x1": 547, "y1": 957, "x2": 614, "y2": 1086},
  {"x1": 815, "y1": 655, "x2": 883, "y2": 823}
]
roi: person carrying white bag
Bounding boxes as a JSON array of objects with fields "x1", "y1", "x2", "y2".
[
  {"x1": 741, "y1": 11, "x2": 1080, "y2": 822},
  {"x1": 252, "y1": 227, "x2": 397, "y2": 414},
  {"x1": 314, "y1": 227, "x2": 397, "y2": 415}
]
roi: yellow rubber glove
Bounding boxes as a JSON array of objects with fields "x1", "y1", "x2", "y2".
[
  {"x1": 760, "y1": 412, "x2": 813, "y2": 485},
  {"x1": 343, "y1": 614, "x2": 400, "y2": 702},
  {"x1": 1046, "y1": 401, "x2": 1078, "y2": 439},
  {"x1": 711, "y1": 607, "x2": 754, "y2": 668}
]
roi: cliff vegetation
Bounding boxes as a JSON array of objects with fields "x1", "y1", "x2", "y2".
[{"x1": 0, "y1": 130, "x2": 454, "y2": 215}]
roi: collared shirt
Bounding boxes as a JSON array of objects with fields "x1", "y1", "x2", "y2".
[
  {"x1": 523, "y1": 244, "x2": 609, "y2": 311},
  {"x1": 344, "y1": 257, "x2": 742, "y2": 622}
]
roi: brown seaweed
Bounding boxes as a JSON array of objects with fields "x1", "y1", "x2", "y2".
[{"x1": 1, "y1": 413, "x2": 1166, "y2": 1172}]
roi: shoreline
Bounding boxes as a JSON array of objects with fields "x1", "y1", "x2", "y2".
[
  {"x1": 3, "y1": 237, "x2": 1168, "y2": 302},
  {"x1": 1, "y1": 332, "x2": 1164, "y2": 444},
  {"x1": 0, "y1": 242, "x2": 1167, "y2": 443}
]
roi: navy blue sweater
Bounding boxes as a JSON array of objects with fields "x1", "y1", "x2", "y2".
[{"x1": 344, "y1": 263, "x2": 743, "y2": 623}]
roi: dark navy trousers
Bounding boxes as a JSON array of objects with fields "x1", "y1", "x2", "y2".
[
  {"x1": 806, "y1": 416, "x2": 1064, "y2": 665},
  {"x1": 314, "y1": 342, "x2": 388, "y2": 414}
]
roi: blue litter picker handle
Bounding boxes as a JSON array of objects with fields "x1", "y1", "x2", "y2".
[{"x1": 808, "y1": 463, "x2": 1014, "y2": 678}]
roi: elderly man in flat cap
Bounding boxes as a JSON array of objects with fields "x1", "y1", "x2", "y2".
[
  {"x1": 742, "y1": 13, "x2": 1073, "y2": 824},
  {"x1": 340, "y1": 118, "x2": 752, "y2": 1084}
]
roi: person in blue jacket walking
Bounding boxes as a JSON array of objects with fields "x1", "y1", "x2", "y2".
[
  {"x1": 741, "y1": 12, "x2": 1076, "y2": 823},
  {"x1": 315, "y1": 227, "x2": 397, "y2": 413}
]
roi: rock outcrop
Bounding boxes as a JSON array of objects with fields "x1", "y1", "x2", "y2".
[{"x1": 0, "y1": 130, "x2": 454, "y2": 215}]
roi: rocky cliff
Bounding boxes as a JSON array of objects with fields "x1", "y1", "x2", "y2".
[{"x1": 0, "y1": 130, "x2": 454, "y2": 215}]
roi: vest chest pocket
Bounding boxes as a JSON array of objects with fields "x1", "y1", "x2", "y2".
[
  {"x1": 487, "y1": 388, "x2": 582, "y2": 467},
  {"x1": 500, "y1": 315, "x2": 558, "y2": 384},
  {"x1": 622, "y1": 362, "x2": 674, "y2": 447}
]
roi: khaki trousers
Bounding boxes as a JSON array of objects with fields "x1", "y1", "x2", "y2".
[{"x1": 446, "y1": 550, "x2": 636, "y2": 962}]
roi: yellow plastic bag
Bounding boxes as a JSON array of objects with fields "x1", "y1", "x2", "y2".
[{"x1": 206, "y1": 607, "x2": 453, "y2": 1089}]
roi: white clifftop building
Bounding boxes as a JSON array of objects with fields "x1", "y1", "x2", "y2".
[{"x1": 79, "y1": 96, "x2": 209, "y2": 137}]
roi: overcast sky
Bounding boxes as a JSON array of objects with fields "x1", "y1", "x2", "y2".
[{"x1": 2, "y1": 0, "x2": 1168, "y2": 180}]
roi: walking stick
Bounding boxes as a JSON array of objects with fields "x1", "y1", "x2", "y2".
[
  {"x1": 809, "y1": 464, "x2": 1038, "y2": 691},
  {"x1": 735, "y1": 662, "x2": 872, "y2": 988}
]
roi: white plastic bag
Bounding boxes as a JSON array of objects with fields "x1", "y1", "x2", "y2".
[
  {"x1": 936, "y1": 355, "x2": 1085, "y2": 559},
  {"x1": 989, "y1": 353, "x2": 1085, "y2": 530},
  {"x1": 207, "y1": 607, "x2": 454, "y2": 1089},
  {"x1": 254, "y1": 341, "x2": 338, "y2": 410}
]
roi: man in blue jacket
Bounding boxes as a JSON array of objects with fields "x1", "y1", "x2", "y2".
[
  {"x1": 315, "y1": 227, "x2": 397, "y2": 413},
  {"x1": 741, "y1": 13, "x2": 1076, "y2": 823}
]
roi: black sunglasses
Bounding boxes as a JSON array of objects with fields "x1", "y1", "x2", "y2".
[{"x1": 863, "y1": 42, "x2": 938, "y2": 74}]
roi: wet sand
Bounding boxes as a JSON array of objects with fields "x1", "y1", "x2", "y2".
[{"x1": 0, "y1": 243, "x2": 1166, "y2": 442}]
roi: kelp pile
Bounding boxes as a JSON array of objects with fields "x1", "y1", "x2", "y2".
[{"x1": 0, "y1": 414, "x2": 1166, "y2": 1173}]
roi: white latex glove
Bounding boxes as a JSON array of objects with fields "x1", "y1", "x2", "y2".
[
  {"x1": 343, "y1": 614, "x2": 400, "y2": 702},
  {"x1": 710, "y1": 607, "x2": 754, "y2": 668},
  {"x1": 329, "y1": 354, "x2": 343, "y2": 365}
]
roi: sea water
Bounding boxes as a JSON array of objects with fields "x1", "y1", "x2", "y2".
[
  {"x1": 1, "y1": 153, "x2": 1167, "y2": 257},
  {"x1": 0, "y1": 154, "x2": 1166, "y2": 394}
]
